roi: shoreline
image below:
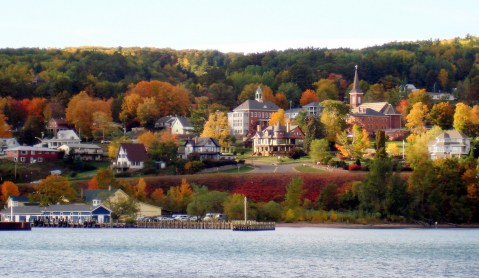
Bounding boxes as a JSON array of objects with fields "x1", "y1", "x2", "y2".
[{"x1": 276, "y1": 222, "x2": 479, "y2": 229}]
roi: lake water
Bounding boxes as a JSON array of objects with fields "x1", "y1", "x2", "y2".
[{"x1": 1, "y1": 227, "x2": 479, "y2": 277}]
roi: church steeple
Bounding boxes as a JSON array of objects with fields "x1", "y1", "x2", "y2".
[
  {"x1": 255, "y1": 86, "x2": 263, "y2": 102},
  {"x1": 349, "y1": 65, "x2": 363, "y2": 108}
]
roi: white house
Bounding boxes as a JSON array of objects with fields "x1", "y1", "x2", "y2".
[
  {"x1": 252, "y1": 123, "x2": 305, "y2": 156},
  {"x1": 35, "y1": 129, "x2": 81, "y2": 149},
  {"x1": 181, "y1": 137, "x2": 221, "y2": 160},
  {"x1": 428, "y1": 130, "x2": 470, "y2": 159},
  {"x1": 171, "y1": 117, "x2": 194, "y2": 135},
  {"x1": 113, "y1": 143, "x2": 148, "y2": 171}
]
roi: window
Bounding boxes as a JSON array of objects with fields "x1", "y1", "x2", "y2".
[
  {"x1": 38, "y1": 157, "x2": 43, "y2": 162},
  {"x1": 20, "y1": 157, "x2": 25, "y2": 162}
]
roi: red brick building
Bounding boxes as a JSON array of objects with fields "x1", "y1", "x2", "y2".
[
  {"x1": 348, "y1": 66, "x2": 401, "y2": 133},
  {"x1": 228, "y1": 86, "x2": 280, "y2": 138},
  {"x1": 5, "y1": 146, "x2": 59, "y2": 163}
]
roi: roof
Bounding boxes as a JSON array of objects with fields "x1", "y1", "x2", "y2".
[
  {"x1": 83, "y1": 189, "x2": 120, "y2": 203},
  {"x1": 302, "y1": 102, "x2": 320, "y2": 108},
  {"x1": 119, "y1": 143, "x2": 148, "y2": 163},
  {"x1": 351, "y1": 102, "x2": 399, "y2": 115},
  {"x1": 6, "y1": 146, "x2": 59, "y2": 152},
  {"x1": 233, "y1": 100, "x2": 279, "y2": 112},
  {"x1": 435, "y1": 130, "x2": 469, "y2": 140},
  {"x1": 60, "y1": 143, "x2": 101, "y2": 149},
  {"x1": 349, "y1": 65, "x2": 363, "y2": 95},
  {"x1": 56, "y1": 130, "x2": 80, "y2": 140},
  {"x1": 173, "y1": 116, "x2": 193, "y2": 128},
  {"x1": 0, "y1": 206, "x2": 44, "y2": 215},
  {"x1": 9, "y1": 196, "x2": 30, "y2": 202},
  {"x1": 184, "y1": 137, "x2": 220, "y2": 148},
  {"x1": 253, "y1": 123, "x2": 305, "y2": 139},
  {"x1": 155, "y1": 115, "x2": 175, "y2": 127},
  {"x1": 43, "y1": 204, "x2": 110, "y2": 213}
]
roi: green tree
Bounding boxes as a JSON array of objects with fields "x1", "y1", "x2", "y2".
[
  {"x1": 302, "y1": 116, "x2": 323, "y2": 152},
  {"x1": 309, "y1": 139, "x2": 330, "y2": 162},
  {"x1": 223, "y1": 193, "x2": 249, "y2": 220},
  {"x1": 405, "y1": 126, "x2": 442, "y2": 168},
  {"x1": 104, "y1": 196, "x2": 139, "y2": 222},
  {"x1": 375, "y1": 129, "x2": 387, "y2": 158},
  {"x1": 320, "y1": 100, "x2": 349, "y2": 142},
  {"x1": 284, "y1": 177, "x2": 304, "y2": 210},
  {"x1": 317, "y1": 184, "x2": 338, "y2": 211},
  {"x1": 259, "y1": 201, "x2": 284, "y2": 221},
  {"x1": 187, "y1": 185, "x2": 228, "y2": 217},
  {"x1": 358, "y1": 158, "x2": 407, "y2": 217}
]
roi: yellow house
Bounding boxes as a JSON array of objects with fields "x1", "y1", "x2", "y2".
[{"x1": 83, "y1": 188, "x2": 162, "y2": 217}]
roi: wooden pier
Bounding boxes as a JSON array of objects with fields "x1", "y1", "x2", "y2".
[
  {"x1": 0, "y1": 221, "x2": 31, "y2": 231},
  {"x1": 32, "y1": 220, "x2": 275, "y2": 231}
]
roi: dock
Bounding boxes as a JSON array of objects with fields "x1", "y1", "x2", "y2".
[
  {"x1": 31, "y1": 220, "x2": 275, "y2": 231},
  {"x1": 0, "y1": 222, "x2": 31, "y2": 231}
]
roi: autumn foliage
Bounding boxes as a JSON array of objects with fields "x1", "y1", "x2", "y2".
[{"x1": 300, "y1": 89, "x2": 319, "y2": 106}]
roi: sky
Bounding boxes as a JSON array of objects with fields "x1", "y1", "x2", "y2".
[{"x1": 1, "y1": 0, "x2": 478, "y2": 53}]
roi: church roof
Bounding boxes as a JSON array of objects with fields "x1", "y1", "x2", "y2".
[
  {"x1": 351, "y1": 102, "x2": 399, "y2": 115},
  {"x1": 233, "y1": 100, "x2": 279, "y2": 112},
  {"x1": 349, "y1": 65, "x2": 363, "y2": 95}
]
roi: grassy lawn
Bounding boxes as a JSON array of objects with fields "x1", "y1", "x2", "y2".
[
  {"x1": 294, "y1": 165, "x2": 324, "y2": 173},
  {"x1": 244, "y1": 155, "x2": 313, "y2": 164},
  {"x1": 218, "y1": 165, "x2": 255, "y2": 174}
]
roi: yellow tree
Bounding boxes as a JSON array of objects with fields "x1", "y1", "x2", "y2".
[
  {"x1": 0, "y1": 112, "x2": 12, "y2": 138},
  {"x1": 438, "y1": 68, "x2": 449, "y2": 90},
  {"x1": 201, "y1": 111, "x2": 230, "y2": 146},
  {"x1": 137, "y1": 131, "x2": 157, "y2": 150},
  {"x1": 386, "y1": 143, "x2": 401, "y2": 157},
  {"x1": 406, "y1": 102, "x2": 429, "y2": 134},
  {"x1": 269, "y1": 109, "x2": 286, "y2": 126},
  {"x1": 65, "y1": 91, "x2": 111, "y2": 139},
  {"x1": 453, "y1": 103, "x2": 472, "y2": 134},
  {"x1": 136, "y1": 97, "x2": 161, "y2": 128},
  {"x1": 1, "y1": 181, "x2": 20, "y2": 203},
  {"x1": 134, "y1": 178, "x2": 148, "y2": 201},
  {"x1": 30, "y1": 176, "x2": 76, "y2": 206},
  {"x1": 314, "y1": 79, "x2": 339, "y2": 101},
  {"x1": 108, "y1": 137, "x2": 132, "y2": 159},
  {"x1": 92, "y1": 111, "x2": 113, "y2": 141},
  {"x1": 119, "y1": 93, "x2": 142, "y2": 122}
]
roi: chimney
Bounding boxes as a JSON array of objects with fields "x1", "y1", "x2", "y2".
[
  {"x1": 257, "y1": 125, "x2": 262, "y2": 132},
  {"x1": 286, "y1": 122, "x2": 290, "y2": 133},
  {"x1": 108, "y1": 185, "x2": 111, "y2": 192},
  {"x1": 80, "y1": 188, "x2": 84, "y2": 200}
]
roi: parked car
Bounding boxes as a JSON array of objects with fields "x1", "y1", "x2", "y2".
[
  {"x1": 156, "y1": 216, "x2": 174, "y2": 221},
  {"x1": 203, "y1": 213, "x2": 227, "y2": 221},
  {"x1": 173, "y1": 215, "x2": 189, "y2": 221}
]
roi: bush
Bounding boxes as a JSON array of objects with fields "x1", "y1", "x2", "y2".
[
  {"x1": 288, "y1": 148, "x2": 306, "y2": 160},
  {"x1": 348, "y1": 164, "x2": 361, "y2": 171}
]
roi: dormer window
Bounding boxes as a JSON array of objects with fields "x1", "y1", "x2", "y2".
[{"x1": 92, "y1": 199, "x2": 101, "y2": 206}]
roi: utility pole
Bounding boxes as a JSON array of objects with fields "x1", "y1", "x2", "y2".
[{"x1": 244, "y1": 196, "x2": 247, "y2": 222}]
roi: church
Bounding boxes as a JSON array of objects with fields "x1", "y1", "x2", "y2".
[{"x1": 348, "y1": 66, "x2": 402, "y2": 133}]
